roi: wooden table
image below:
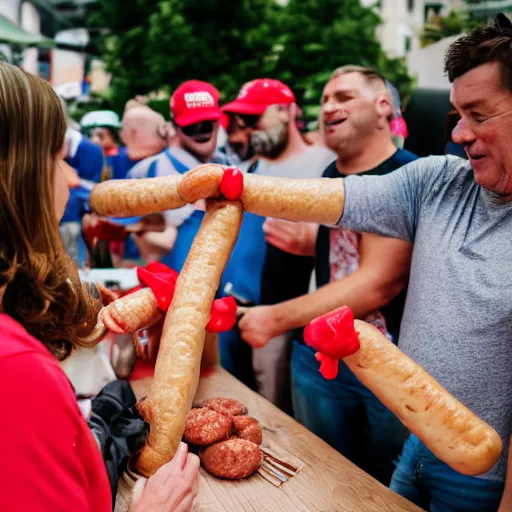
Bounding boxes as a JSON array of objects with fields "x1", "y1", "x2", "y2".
[{"x1": 117, "y1": 366, "x2": 423, "y2": 512}]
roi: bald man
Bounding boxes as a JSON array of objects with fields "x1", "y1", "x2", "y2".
[{"x1": 107, "y1": 106, "x2": 172, "y2": 181}]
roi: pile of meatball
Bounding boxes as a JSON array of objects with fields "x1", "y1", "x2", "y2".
[{"x1": 183, "y1": 398, "x2": 263, "y2": 479}]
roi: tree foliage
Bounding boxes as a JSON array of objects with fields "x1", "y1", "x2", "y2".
[
  {"x1": 88, "y1": 0, "x2": 414, "y2": 119},
  {"x1": 421, "y1": 10, "x2": 484, "y2": 48}
]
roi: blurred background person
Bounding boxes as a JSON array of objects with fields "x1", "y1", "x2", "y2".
[
  {"x1": 80, "y1": 110, "x2": 122, "y2": 159},
  {"x1": 128, "y1": 80, "x2": 227, "y2": 270},
  {"x1": 218, "y1": 79, "x2": 335, "y2": 398},
  {"x1": 59, "y1": 98, "x2": 104, "y2": 267}
]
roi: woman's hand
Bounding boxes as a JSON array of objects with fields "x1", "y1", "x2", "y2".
[{"x1": 129, "y1": 442, "x2": 200, "y2": 512}]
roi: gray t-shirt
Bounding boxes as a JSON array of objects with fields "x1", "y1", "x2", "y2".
[
  {"x1": 240, "y1": 144, "x2": 336, "y2": 178},
  {"x1": 341, "y1": 155, "x2": 512, "y2": 481}
]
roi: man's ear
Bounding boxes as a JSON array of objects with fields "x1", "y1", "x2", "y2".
[
  {"x1": 287, "y1": 102, "x2": 298, "y2": 121},
  {"x1": 376, "y1": 94, "x2": 393, "y2": 120}
]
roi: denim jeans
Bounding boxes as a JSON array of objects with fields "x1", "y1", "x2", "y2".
[
  {"x1": 291, "y1": 341, "x2": 409, "y2": 485},
  {"x1": 391, "y1": 435, "x2": 504, "y2": 512}
]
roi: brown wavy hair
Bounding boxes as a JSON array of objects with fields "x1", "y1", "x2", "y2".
[{"x1": 0, "y1": 62, "x2": 101, "y2": 360}]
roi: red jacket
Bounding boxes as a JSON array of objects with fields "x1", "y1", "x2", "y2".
[{"x1": 0, "y1": 314, "x2": 111, "y2": 512}]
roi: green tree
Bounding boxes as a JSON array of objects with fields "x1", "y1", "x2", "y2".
[
  {"x1": 88, "y1": 0, "x2": 161, "y2": 111},
  {"x1": 89, "y1": 0, "x2": 413, "y2": 121},
  {"x1": 421, "y1": 10, "x2": 484, "y2": 48},
  {"x1": 144, "y1": 0, "x2": 282, "y2": 101},
  {"x1": 270, "y1": 0, "x2": 414, "y2": 119}
]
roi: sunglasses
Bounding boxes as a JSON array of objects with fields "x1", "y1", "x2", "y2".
[
  {"x1": 228, "y1": 114, "x2": 260, "y2": 132},
  {"x1": 180, "y1": 121, "x2": 215, "y2": 137}
]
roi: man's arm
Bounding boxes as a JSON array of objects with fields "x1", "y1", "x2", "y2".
[
  {"x1": 239, "y1": 233, "x2": 412, "y2": 347},
  {"x1": 132, "y1": 225, "x2": 178, "y2": 262}
]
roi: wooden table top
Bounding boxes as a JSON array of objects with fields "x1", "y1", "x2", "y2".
[{"x1": 117, "y1": 366, "x2": 422, "y2": 512}]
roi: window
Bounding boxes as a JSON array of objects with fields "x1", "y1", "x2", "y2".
[
  {"x1": 405, "y1": 35, "x2": 412, "y2": 53},
  {"x1": 408, "y1": 0, "x2": 414, "y2": 12}
]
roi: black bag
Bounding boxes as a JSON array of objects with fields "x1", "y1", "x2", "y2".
[{"x1": 87, "y1": 380, "x2": 146, "y2": 509}]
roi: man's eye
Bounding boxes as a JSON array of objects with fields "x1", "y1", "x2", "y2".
[{"x1": 472, "y1": 113, "x2": 486, "y2": 123}]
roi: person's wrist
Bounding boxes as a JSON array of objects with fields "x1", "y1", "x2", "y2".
[{"x1": 270, "y1": 304, "x2": 288, "y2": 336}]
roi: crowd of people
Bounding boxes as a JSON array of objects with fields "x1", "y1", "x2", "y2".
[{"x1": 0, "y1": 13, "x2": 511, "y2": 512}]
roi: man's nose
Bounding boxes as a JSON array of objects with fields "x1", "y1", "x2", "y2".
[
  {"x1": 322, "y1": 102, "x2": 338, "y2": 115},
  {"x1": 228, "y1": 130, "x2": 246, "y2": 144},
  {"x1": 451, "y1": 118, "x2": 476, "y2": 145}
]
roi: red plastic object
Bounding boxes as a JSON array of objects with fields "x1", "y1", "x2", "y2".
[
  {"x1": 219, "y1": 167, "x2": 244, "y2": 201},
  {"x1": 145, "y1": 261, "x2": 179, "y2": 279},
  {"x1": 304, "y1": 306, "x2": 361, "y2": 380},
  {"x1": 206, "y1": 296, "x2": 238, "y2": 333},
  {"x1": 136, "y1": 266, "x2": 177, "y2": 312},
  {"x1": 123, "y1": 284, "x2": 144, "y2": 297},
  {"x1": 96, "y1": 219, "x2": 128, "y2": 242}
]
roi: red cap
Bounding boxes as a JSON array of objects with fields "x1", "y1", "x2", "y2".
[
  {"x1": 222, "y1": 79, "x2": 296, "y2": 116},
  {"x1": 171, "y1": 80, "x2": 222, "y2": 127}
]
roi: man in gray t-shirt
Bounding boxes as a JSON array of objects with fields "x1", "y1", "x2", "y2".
[
  {"x1": 188, "y1": 18, "x2": 512, "y2": 512},
  {"x1": 338, "y1": 20, "x2": 512, "y2": 511}
]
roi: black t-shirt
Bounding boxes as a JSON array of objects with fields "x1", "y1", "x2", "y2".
[{"x1": 313, "y1": 148, "x2": 418, "y2": 343}]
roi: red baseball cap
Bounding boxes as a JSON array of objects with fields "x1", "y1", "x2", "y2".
[
  {"x1": 171, "y1": 80, "x2": 222, "y2": 127},
  {"x1": 222, "y1": 79, "x2": 296, "y2": 116}
]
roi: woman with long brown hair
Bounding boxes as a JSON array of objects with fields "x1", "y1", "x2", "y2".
[{"x1": 0, "y1": 62, "x2": 198, "y2": 511}]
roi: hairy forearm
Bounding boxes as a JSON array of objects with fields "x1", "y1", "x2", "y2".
[{"x1": 272, "y1": 269, "x2": 406, "y2": 334}]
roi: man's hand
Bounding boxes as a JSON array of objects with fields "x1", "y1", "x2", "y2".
[
  {"x1": 262, "y1": 218, "x2": 318, "y2": 256},
  {"x1": 129, "y1": 442, "x2": 200, "y2": 512},
  {"x1": 239, "y1": 305, "x2": 283, "y2": 348}
]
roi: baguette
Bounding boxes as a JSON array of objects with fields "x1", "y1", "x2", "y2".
[{"x1": 134, "y1": 200, "x2": 243, "y2": 476}]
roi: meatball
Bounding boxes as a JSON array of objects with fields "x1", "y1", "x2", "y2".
[
  {"x1": 203, "y1": 397, "x2": 248, "y2": 417},
  {"x1": 200, "y1": 439, "x2": 262, "y2": 479},
  {"x1": 183, "y1": 408, "x2": 232, "y2": 446},
  {"x1": 233, "y1": 416, "x2": 263, "y2": 445}
]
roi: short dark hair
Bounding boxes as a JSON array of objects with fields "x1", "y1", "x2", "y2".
[
  {"x1": 330, "y1": 65, "x2": 387, "y2": 88},
  {"x1": 445, "y1": 14, "x2": 512, "y2": 90}
]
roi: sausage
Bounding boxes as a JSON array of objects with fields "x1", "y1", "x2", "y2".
[
  {"x1": 89, "y1": 164, "x2": 345, "y2": 226},
  {"x1": 180, "y1": 165, "x2": 345, "y2": 225},
  {"x1": 241, "y1": 174, "x2": 345, "y2": 225},
  {"x1": 89, "y1": 176, "x2": 186, "y2": 216},
  {"x1": 134, "y1": 200, "x2": 243, "y2": 476},
  {"x1": 78, "y1": 287, "x2": 161, "y2": 345},
  {"x1": 308, "y1": 313, "x2": 503, "y2": 476}
]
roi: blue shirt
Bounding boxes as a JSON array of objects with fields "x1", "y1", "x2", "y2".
[
  {"x1": 109, "y1": 147, "x2": 140, "y2": 180},
  {"x1": 62, "y1": 136, "x2": 103, "y2": 223}
]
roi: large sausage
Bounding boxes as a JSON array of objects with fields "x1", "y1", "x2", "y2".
[
  {"x1": 241, "y1": 174, "x2": 344, "y2": 225},
  {"x1": 181, "y1": 165, "x2": 345, "y2": 225},
  {"x1": 305, "y1": 308, "x2": 503, "y2": 476},
  {"x1": 89, "y1": 164, "x2": 345, "y2": 226},
  {"x1": 89, "y1": 176, "x2": 185, "y2": 216},
  {"x1": 134, "y1": 200, "x2": 243, "y2": 476}
]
